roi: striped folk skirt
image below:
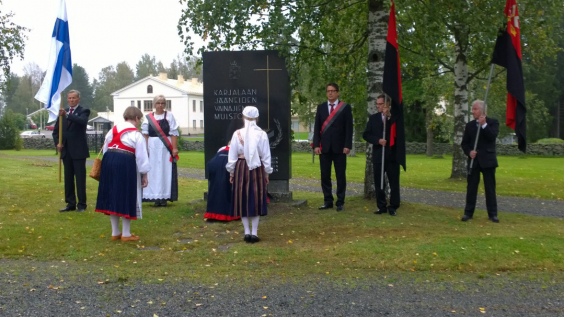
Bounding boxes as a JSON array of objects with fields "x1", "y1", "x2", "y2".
[{"x1": 230, "y1": 158, "x2": 268, "y2": 218}]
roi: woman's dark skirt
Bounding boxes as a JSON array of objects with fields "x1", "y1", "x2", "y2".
[
  {"x1": 230, "y1": 158, "x2": 268, "y2": 218},
  {"x1": 95, "y1": 151, "x2": 138, "y2": 219}
]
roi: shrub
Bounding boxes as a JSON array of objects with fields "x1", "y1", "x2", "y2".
[
  {"x1": 0, "y1": 110, "x2": 20, "y2": 149},
  {"x1": 535, "y1": 138, "x2": 564, "y2": 144}
]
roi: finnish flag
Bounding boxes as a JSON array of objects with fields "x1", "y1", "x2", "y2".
[{"x1": 34, "y1": 0, "x2": 72, "y2": 123}]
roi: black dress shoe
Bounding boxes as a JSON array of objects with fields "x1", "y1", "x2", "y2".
[
  {"x1": 461, "y1": 215, "x2": 473, "y2": 222},
  {"x1": 374, "y1": 209, "x2": 386, "y2": 214},
  {"x1": 388, "y1": 210, "x2": 396, "y2": 216},
  {"x1": 77, "y1": 208, "x2": 86, "y2": 212},
  {"x1": 250, "y1": 235, "x2": 260, "y2": 243},
  {"x1": 489, "y1": 216, "x2": 500, "y2": 223},
  {"x1": 336, "y1": 205, "x2": 344, "y2": 212},
  {"x1": 244, "y1": 234, "x2": 251, "y2": 243},
  {"x1": 318, "y1": 204, "x2": 333, "y2": 210},
  {"x1": 59, "y1": 206, "x2": 76, "y2": 212}
]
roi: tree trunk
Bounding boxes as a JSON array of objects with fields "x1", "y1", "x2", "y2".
[
  {"x1": 425, "y1": 108, "x2": 434, "y2": 156},
  {"x1": 450, "y1": 38, "x2": 469, "y2": 179},
  {"x1": 364, "y1": 0, "x2": 387, "y2": 199}
]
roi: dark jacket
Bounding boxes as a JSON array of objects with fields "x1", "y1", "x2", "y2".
[
  {"x1": 53, "y1": 105, "x2": 91, "y2": 160},
  {"x1": 363, "y1": 112, "x2": 393, "y2": 164},
  {"x1": 312, "y1": 102, "x2": 353, "y2": 154},
  {"x1": 461, "y1": 117, "x2": 499, "y2": 169}
]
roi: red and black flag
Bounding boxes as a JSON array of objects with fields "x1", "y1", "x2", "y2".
[
  {"x1": 492, "y1": 0, "x2": 526, "y2": 152},
  {"x1": 382, "y1": 0, "x2": 406, "y2": 171}
]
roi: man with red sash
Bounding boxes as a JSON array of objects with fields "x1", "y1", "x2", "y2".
[{"x1": 312, "y1": 83, "x2": 353, "y2": 212}]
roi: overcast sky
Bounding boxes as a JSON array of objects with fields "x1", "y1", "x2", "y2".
[{"x1": 3, "y1": 0, "x2": 205, "y2": 79}]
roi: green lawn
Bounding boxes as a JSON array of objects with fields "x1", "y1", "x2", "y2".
[
  {"x1": 170, "y1": 151, "x2": 564, "y2": 200},
  {"x1": 0, "y1": 153, "x2": 562, "y2": 283}
]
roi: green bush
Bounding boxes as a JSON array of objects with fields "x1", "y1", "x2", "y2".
[
  {"x1": 14, "y1": 136, "x2": 23, "y2": 151},
  {"x1": 0, "y1": 110, "x2": 21, "y2": 149},
  {"x1": 535, "y1": 138, "x2": 564, "y2": 144}
]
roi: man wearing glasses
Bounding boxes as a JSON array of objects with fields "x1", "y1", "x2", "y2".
[{"x1": 312, "y1": 83, "x2": 353, "y2": 212}]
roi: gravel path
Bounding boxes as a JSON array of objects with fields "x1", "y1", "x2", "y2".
[
  {"x1": 17, "y1": 156, "x2": 564, "y2": 219},
  {"x1": 1, "y1": 261, "x2": 562, "y2": 316}
]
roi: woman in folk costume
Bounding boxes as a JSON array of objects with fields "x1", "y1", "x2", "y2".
[
  {"x1": 141, "y1": 95, "x2": 180, "y2": 207},
  {"x1": 95, "y1": 106, "x2": 150, "y2": 242},
  {"x1": 226, "y1": 106, "x2": 272, "y2": 243},
  {"x1": 204, "y1": 118, "x2": 244, "y2": 221}
]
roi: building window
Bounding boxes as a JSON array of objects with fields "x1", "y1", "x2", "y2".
[
  {"x1": 144, "y1": 100, "x2": 153, "y2": 112},
  {"x1": 147, "y1": 85, "x2": 153, "y2": 94},
  {"x1": 192, "y1": 100, "x2": 196, "y2": 112},
  {"x1": 165, "y1": 100, "x2": 171, "y2": 111},
  {"x1": 137, "y1": 100, "x2": 141, "y2": 109},
  {"x1": 192, "y1": 120, "x2": 196, "y2": 128},
  {"x1": 200, "y1": 120, "x2": 203, "y2": 128},
  {"x1": 131, "y1": 100, "x2": 135, "y2": 107},
  {"x1": 200, "y1": 101, "x2": 203, "y2": 112}
]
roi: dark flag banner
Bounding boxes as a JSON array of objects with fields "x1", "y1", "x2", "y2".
[
  {"x1": 382, "y1": 0, "x2": 406, "y2": 171},
  {"x1": 491, "y1": 0, "x2": 526, "y2": 152}
]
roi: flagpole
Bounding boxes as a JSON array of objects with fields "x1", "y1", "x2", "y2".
[
  {"x1": 381, "y1": 95, "x2": 388, "y2": 189},
  {"x1": 468, "y1": 63, "x2": 495, "y2": 175},
  {"x1": 58, "y1": 92, "x2": 63, "y2": 183}
]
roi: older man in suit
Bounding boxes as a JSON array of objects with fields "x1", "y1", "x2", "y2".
[
  {"x1": 461, "y1": 99, "x2": 499, "y2": 223},
  {"x1": 312, "y1": 83, "x2": 353, "y2": 212},
  {"x1": 53, "y1": 90, "x2": 91, "y2": 212},
  {"x1": 363, "y1": 95, "x2": 400, "y2": 216}
]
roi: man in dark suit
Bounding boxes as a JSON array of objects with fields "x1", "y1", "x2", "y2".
[
  {"x1": 312, "y1": 83, "x2": 353, "y2": 211},
  {"x1": 461, "y1": 100, "x2": 499, "y2": 223},
  {"x1": 53, "y1": 90, "x2": 91, "y2": 212},
  {"x1": 363, "y1": 95, "x2": 400, "y2": 216}
]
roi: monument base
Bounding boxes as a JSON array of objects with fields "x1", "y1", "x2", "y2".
[{"x1": 205, "y1": 180, "x2": 307, "y2": 207}]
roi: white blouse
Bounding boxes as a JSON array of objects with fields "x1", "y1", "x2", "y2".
[
  {"x1": 226, "y1": 129, "x2": 272, "y2": 174},
  {"x1": 103, "y1": 122, "x2": 151, "y2": 174},
  {"x1": 141, "y1": 112, "x2": 180, "y2": 136}
]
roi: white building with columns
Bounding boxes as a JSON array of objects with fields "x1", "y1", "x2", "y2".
[{"x1": 112, "y1": 73, "x2": 204, "y2": 134}]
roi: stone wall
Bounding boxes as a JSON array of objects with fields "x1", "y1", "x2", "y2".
[
  {"x1": 23, "y1": 138, "x2": 564, "y2": 156},
  {"x1": 23, "y1": 134, "x2": 106, "y2": 151}
]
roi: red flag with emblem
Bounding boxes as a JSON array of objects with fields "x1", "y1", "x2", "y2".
[
  {"x1": 492, "y1": 0, "x2": 526, "y2": 152},
  {"x1": 382, "y1": 0, "x2": 406, "y2": 170}
]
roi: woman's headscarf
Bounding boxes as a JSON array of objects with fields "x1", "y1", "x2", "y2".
[{"x1": 241, "y1": 106, "x2": 262, "y2": 170}]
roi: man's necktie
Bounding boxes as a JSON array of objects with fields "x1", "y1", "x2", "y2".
[
  {"x1": 68, "y1": 108, "x2": 74, "y2": 126},
  {"x1": 330, "y1": 103, "x2": 334, "y2": 114}
]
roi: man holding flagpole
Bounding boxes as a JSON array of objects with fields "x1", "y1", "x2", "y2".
[
  {"x1": 53, "y1": 90, "x2": 90, "y2": 212},
  {"x1": 34, "y1": 0, "x2": 87, "y2": 212}
]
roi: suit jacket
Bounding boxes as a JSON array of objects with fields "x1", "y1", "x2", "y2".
[
  {"x1": 363, "y1": 112, "x2": 393, "y2": 164},
  {"x1": 461, "y1": 117, "x2": 499, "y2": 169},
  {"x1": 312, "y1": 102, "x2": 353, "y2": 154},
  {"x1": 53, "y1": 105, "x2": 91, "y2": 160}
]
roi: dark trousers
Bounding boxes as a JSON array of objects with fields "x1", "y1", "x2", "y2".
[
  {"x1": 63, "y1": 155, "x2": 87, "y2": 209},
  {"x1": 319, "y1": 152, "x2": 347, "y2": 206},
  {"x1": 464, "y1": 162, "x2": 497, "y2": 217},
  {"x1": 373, "y1": 160, "x2": 401, "y2": 212}
]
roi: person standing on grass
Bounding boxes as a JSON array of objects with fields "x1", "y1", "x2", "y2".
[
  {"x1": 205, "y1": 118, "x2": 244, "y2": 221},
  {"x1": 461, "y1": 100, "x2": 500, "y2": 223},
  {"x1": 142, "y1": 95, "x2": 180, "y2": 207},
  {"x1": 363, "y1": 95, "x2": 400, "y2": 216},
  {"x1": 312, "y1": 83, "x2": 353, "y2": 212},
  {"x1": 53, "y1": 90, "x2": 90, "y2": 213},
  {"x1": 226, "y1": 106, "x2": 272, "y2": 243},
  {"x1": 95, "y1": 106, "x2": 150, "y2": 242}
]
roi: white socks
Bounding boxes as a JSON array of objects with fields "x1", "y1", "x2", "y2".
[
  {"x1": 110, "y1": 216, "x2": 132, "y2": 237},
  {"x1": 122, "y1": 218, "x2": 132, "y2": 237},
  {"x1": 110, "y1": 215, "x2": 120, "y2": 236},
  {"x1": 242, "y1": 216, "x2": 260, "y2": 236},
  {"x1": 241, "y1": 217, "x2": 251, "y2": 235},
  {"x1": 251, "y1": 216, "x2": 260, "y2": 236}
]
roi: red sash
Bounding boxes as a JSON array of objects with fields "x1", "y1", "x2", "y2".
[
  {"x1": 320, "y1": 101, "x2": 346, "y2": 135},
  {"x1": 147, "y1": 112, "x2": 179, "y2": 162}
]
